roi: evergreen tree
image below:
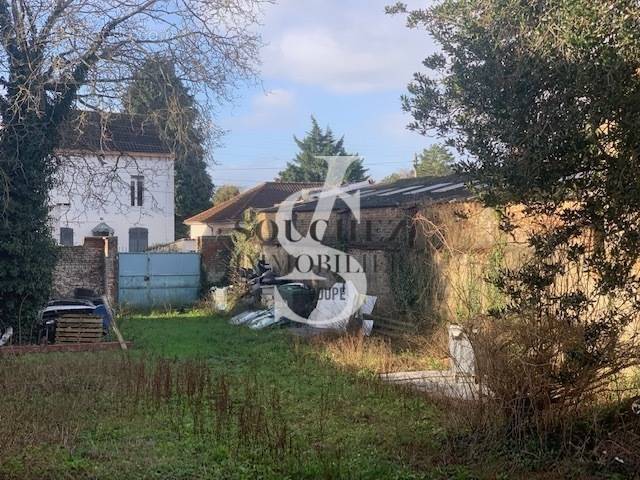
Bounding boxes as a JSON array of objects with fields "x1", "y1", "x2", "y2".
[
  {"x1": 278, "y1": 117, "x2": 367, "y2": 183},
  {"x1": 380, "y1": 169, "x2": 414, "y2": 184},
  {"x1": 382, "y1": 144, "x2": 454, "y2": 183},
  {"x1": 124, "y1": 57, "x2": 214, "y2": 237},
  {"x1": 413, "y1": 145, "x2": 455, "y2": 177}
]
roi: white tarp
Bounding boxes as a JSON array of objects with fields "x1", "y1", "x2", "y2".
[
  {"x1": 232, "y1": 283, "x2": 377, "y2": 333},
  {"x1": 305, "y1": 281, "x2": 360, "y2": 331},
  {"x1": 229, "y1": 309, "x2": 281, "y2": 330},
  {"x1": 229, "y1": 310, "x2": 266, "y2": 325},
  {"x1": 362, "y1": 320, "x2": 374, "y2": 336},
  {"x1": 360, "y1": 295, "x2": 377, "y2": 315},
  {"x1": 0, "y1": 327, "x2": 13, "y2": 346}
]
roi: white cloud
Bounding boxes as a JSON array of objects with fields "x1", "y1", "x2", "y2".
[
  {"x1": 230, "y1": 88, "x2": 297, "y2": 128},
  {"x1": 260, "y1": 0, "x2": 436, "y2": 94},
  {"x1": 254, "y1": 88, "x2": 295, "y2": 109}
]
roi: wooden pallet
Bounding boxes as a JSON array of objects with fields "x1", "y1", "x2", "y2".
[{"x1": 56, "y1": 314, "x2": 104, "y2": 343}]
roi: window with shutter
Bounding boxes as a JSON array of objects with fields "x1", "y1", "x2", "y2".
[
  {"x1": 60, "y1": 227, "x2": 74, "y2": 246},
  {"x1": 129, "y1": 227, "x2": 148, "y2": 252},
  {"x1": 137, "y1": 177, "x2": 144, "y2": 206}
]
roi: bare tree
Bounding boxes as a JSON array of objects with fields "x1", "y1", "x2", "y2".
[{"x1": 0, "y1": 0, "x2": 267, "y2": 338}]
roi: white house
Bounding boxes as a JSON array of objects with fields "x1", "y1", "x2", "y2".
[{"x1": 49, "y1": 111, "x2": 175, "y2": 252}]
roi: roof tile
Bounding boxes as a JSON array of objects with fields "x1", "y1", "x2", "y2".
[
  {"x1": 57, "y1": 111, "x2": 172, "y2": 156},
  {"x1": 185, "y1": 181, "x2": 322, "y2": 225}
]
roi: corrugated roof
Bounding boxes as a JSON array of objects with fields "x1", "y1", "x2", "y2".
[
  {"x1": 57, "y1": 111, "x2": 172, "y2": 156},
  {"x1": 185, "y1": 181, "x2": 322, "y2": 225},
  {"x1": 262, "y1": 174, "x2": 475, "y2": 213}
]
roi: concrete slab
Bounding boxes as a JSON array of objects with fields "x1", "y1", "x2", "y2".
[{"x1": 380, "y1": 370, "x2": 482, "y2": 400}]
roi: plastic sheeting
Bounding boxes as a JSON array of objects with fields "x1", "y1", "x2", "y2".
[
  {"x1": 229, "y1": 308, "x2": 282, "y2": 330},
  {"x1": 360, "y1": 295, "x2": 377, "y2": 315},
  {"x1": 230, "y1": 283, "x2": 378, "y2": 333},
  {"x1": 305, "y1": 281, "x2": 360, "y2": 331},
  {"x1": 0, "y1": 327, "x2": 13, "y2": 346},
  {"x1": 362, "y1": 320, "x2": 374, "y2": 336},
  {"x1": 229, "y1": 310, "x2": 266, "y2": 325}
]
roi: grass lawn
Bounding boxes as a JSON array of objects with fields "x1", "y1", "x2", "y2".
[{"x1": 0, "y1": 312, "x2": 479, "y2": 480}]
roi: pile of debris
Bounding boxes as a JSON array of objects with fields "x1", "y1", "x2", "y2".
[
  {"x1": 213, "y1": 259, "x2": 376, "y2": 334},
  {"x1": 227, "y1": 281, "x2": 376, "y2": 334},
  {"x1": 229, "y1": 308, "x2": 279, "y2": 330}
]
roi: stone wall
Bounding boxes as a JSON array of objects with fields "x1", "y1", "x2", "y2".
[{"x1": 51, "y1": 236, "x2": 118, "y2": 305}]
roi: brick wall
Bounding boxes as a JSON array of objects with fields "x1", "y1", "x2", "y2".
[
  {"x1": 261, "y1": 241, "x2": 396, "y2": 313},
  {"x1": 258, "y1": 203, "x2": 486, "y2": 314},
  {"x1": 198, "y1": 235, "x2": 233, "y2": 285},
  {"x1": 51, "y1": 236, "x2": 118, "y2": 305},
  {"x1": 103, "y1": 237, "x2": 118, "y2": 305},
  {"x1": 347, "y1": 247, "x2": 394, "y2": 312},
  {"x1": 259, "y1": 207, "x2": 414, "y2": 313},
  {"x1": 288, "y1": 207, "x2": 414, "y2": 246}
]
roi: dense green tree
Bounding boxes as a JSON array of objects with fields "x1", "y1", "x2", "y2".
[
  {"x1": 413, "y1": 145, "x2": 454, "y2": 177},
  {"x1": 213, "y1": 185, "x2": 240, "y2": 205},
  {"x1": 382, "y1": 144, "x2": 454, "y2": 183},
  {"x1": 278, "y1": 117, "x2": 367, "y2": 183},
  {"x1": 394, "y1": 0, "x2": 640, "y2": 422},
  {"x1": 124, "y1": 57, "x2": 214, "y2": 238}
]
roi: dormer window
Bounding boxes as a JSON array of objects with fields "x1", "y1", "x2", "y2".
[{"x1": 131, "y1": 175, "x2": 144, "y2": 206}]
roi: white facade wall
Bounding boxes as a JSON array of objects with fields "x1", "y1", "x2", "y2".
[
  {"x1": 49, "y1": 152, "x2": 175, "y2": 252},
  {"x1": 189, "y1": 223, "x2": 214, "y2": 238},
  {"x1": 189, "y1": 220, "x2": 237, "y2": 239}
]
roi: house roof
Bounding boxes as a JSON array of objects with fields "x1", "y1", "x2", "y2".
[
  {"x1": 57, "y1": 111, "x2": 172, "y2": 156},
  {"x1": 185, "y1": 181, "x2": 322, "y2": 225},
  {"x1": 262, "y1": 174, "x2": 475, "y2": 213}
]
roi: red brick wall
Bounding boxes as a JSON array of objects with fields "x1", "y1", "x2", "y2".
[{"x1": 198, "y1": 235, "x2": 233, "y2": 284}]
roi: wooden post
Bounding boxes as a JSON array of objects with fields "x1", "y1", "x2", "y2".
[{"x1": 111, "y1": 317, "x2": 127, "y2": 351}]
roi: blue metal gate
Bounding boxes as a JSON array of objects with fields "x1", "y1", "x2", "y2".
[{"x1": 118, "y1": 253, "x2": 201, "y2": 308}]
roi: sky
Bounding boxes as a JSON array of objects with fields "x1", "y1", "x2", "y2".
[{"x1": 210, "y1": 0, "x2": 440, "y2": 189}]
